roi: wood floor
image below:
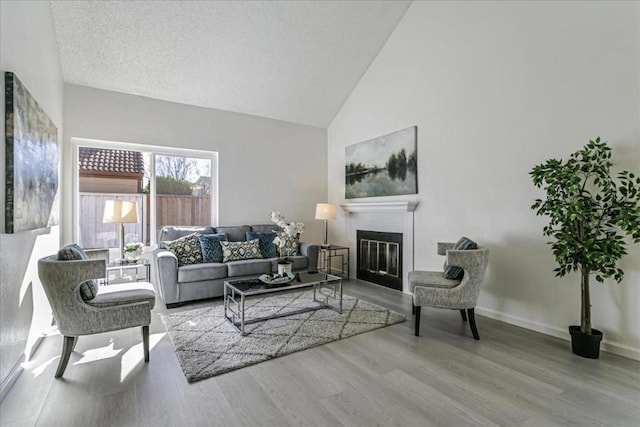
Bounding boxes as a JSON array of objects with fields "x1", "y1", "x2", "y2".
[{"x1": 1, "y1": 279, "x2": 639, "y2": 427}]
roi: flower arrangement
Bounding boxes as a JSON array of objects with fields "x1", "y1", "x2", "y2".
[
  {"x1": 270, "y1": 211, "x2": 304, "y2": 263},
  {"x1": 124, "y1": 242, "x2": 143, "y2": 253}
]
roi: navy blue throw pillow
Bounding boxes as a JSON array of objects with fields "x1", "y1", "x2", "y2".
[
  {"x1": 198, "y1": 233, "x2": 227, "y2": 263},
  {"x1": 246, "y1": 231, "x2": 277, "y2": 258}
]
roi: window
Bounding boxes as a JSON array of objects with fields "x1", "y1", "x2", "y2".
[{"x1": 73, "y1": 138, "x2": 217, "y2": 249}]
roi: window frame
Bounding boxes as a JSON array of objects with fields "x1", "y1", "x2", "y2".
[{"x1": 71, "y1": 137, "x2": 218, "y2": 248}]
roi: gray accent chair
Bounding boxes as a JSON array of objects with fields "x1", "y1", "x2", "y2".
[
  {"x1": 38, "y1": 250, "x2": 156, "y2": 378},
  {"x1": 409, "y1": 242, "x2": 489, "y2": 340}
]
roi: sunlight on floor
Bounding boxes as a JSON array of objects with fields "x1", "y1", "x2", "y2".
[
  {"x1": 73, "y1": 340, "x2": 122, "y2": 365},
  {"x1": 27, "y1": 356, "x2": 58, "y2": 378},
  {"x1": 120, "y1": 333, "x2": 165, "y2": 383}
]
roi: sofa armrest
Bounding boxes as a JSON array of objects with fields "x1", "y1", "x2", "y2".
[
  {"x1": 153, "y1": 248, "x2": 179, "y2": 305},
  {"x1": 300, "y1": 242, "x2": 319, "y2": 272}
]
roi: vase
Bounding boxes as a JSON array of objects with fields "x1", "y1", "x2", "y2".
[
  {"x1": 124, "y1": 248, "x2": 142, "y2": 263},
  {"x1": 277, "y1": 262, "x2": 292, "y2": 275}
]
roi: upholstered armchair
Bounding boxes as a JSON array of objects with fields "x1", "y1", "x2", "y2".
[
  {"x1": 409, "y1": 241, "x2": 489, "y2": 340},
  {"x1": 38, "y1": 248, "x2": 156, "y2": 378}
]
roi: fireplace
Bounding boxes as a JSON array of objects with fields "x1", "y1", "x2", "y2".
[{"x1": 357, "y1": 230, "x2": 403, "y2": 291}]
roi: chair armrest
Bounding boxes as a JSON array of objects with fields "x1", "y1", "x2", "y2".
[
  {"x1": 437, "y1": 242, "x2": 455, "y2": 256},
  {"x1": 446, "y1": 247, "x2": 489, "y2": 278},
  {"x1": 153, "y1": 248, "x2": 179, "y2": 304},
  {"x1": 85, "y1": 248, "x2": 110, "y2": 261},
  {"x1": 300, "y1": 242, "x2": 319, "y2": 272}
]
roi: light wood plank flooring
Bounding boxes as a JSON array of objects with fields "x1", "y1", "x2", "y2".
[{"x1": 1, "y1": 279, "x2": 639, "y2": 426}]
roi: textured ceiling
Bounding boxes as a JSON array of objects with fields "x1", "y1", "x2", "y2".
[{"x1": 50, "y1": 0, "x2": 411, "y2": 127}]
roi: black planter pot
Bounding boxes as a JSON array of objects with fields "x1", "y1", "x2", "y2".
[{"x1": 569, "y1": 326, "x2": 603, "y2": 359}]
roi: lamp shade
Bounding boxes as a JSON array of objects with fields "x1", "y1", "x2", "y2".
[
  {"x1": 103, "y1": 200, "x2": 139, "y2": 224},
  {"x1": 315, "y1": 203, "x2": 336, "y2": 221}
]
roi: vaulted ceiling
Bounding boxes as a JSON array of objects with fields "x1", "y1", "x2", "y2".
[{"x1": 50, "y1": 1, "x2": 411, "y2": 127}]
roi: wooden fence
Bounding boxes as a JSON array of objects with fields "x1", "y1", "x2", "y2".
[
  {"x1": 79, "y1": 193, "x2": 211, "y2": 248},
  {"x1": 155, "y1": 195, "x2": 211, "y2": 235}
]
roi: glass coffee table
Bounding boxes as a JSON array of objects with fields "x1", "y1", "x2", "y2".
[{"x1": 224, "y1": 271, "x2": 342, "y2": 336}]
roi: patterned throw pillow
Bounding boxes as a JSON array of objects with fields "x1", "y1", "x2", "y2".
[
  {"x1": 246, "y1": 231, "x2": 277, "y2": 258},
  {"x1": 443, "y1": 237, "x2": 478, "y2": 280},
  {"x1": 163, "y1": 233, "x2": 204, "y2": 267},
  {"x1": 275, "y1": 232, "x2": 300, "y2": 257},
  {"x1": 220, "y1": 239, "x2": 263, "y2": 262},
  {"x1": 57, "y1": 244, "x2": 99, "y2": 301},
  {"x1": 198, "y1": 233, "x2": 227, "y2": 263}
]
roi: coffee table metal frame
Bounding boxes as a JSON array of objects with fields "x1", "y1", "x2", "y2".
[{"x1": 224, "y1": 272, "x2": 342, "y2": 336}]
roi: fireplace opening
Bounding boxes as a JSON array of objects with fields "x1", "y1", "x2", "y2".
[{"x1": 357, "y1": 230, "x2": 403, "y2": 291}]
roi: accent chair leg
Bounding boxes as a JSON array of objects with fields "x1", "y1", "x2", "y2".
[
  {"x1": 467, "y1": 308, "x2": 480, "y2": 340},
  {"x1": 414, "y1": 306, "x2": 421, "y2": 336},
  {"x1": 142, "y1": 325, "x2": 150, "y2": 362},
  {"x1": 55, "y1": 336, "x2": 75, "y2": 378},
  {"x1": 460, "y1": 309, "x2": 468, "y2": 322},
  {"x1": 71, "y1": 336, "x2": 79, "y2": 352},
  {"x1": 412, "y1": 304, "x2": 415, "y2": 315}
]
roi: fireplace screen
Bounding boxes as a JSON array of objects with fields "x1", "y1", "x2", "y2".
[
  {"x1": 357, "y1": 230, "x2": 402, "y2": 291},
  {"x1": 360, "y1": 239, "x2": 399, "y2": 278}
]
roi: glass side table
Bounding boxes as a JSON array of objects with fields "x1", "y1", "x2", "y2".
[
  {"x1": 105, "y1": 258, "x2": 151, "y2": 285},
  {"x1": 318, "y1": 245, "x2": 350, "y2": 278}
]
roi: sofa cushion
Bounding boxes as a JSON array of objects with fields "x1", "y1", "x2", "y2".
[
  {"x1": 226, "y1": 259, "x2": 272, "y2": 277},
  {"x1": 163, "y1": 233, "x2": 204, "y2": 267},
  {"x1": 198, "y1": 233, "x2": 227, "y2": 263},
  {"x1": 178, "y1": 262, "x2": 227, "y2": 283},
  {"x1": 443, "y1": 237, "x2": 478, "y2": 280},
  {"x1": 274, "y1": 231, "x2": 300, "y2": 256},
  {"x1": 246, "y1": 231, "x2": 277, "y2": 258},
  {"x1": 214, "y1": 225, "x2": 251, "y2": 242},
  {"x1": 220, "y1": 239, "x2": 263, "y2": 262},
  {"x1": 159, "y1": 226, "x2": 215, "y2": 246},
  {"x1": 57, "y1": 244, "x2": 99, "y2": 301},
  {"x1": 250, "y1": 224, "x2": 278, "y2": 234}
]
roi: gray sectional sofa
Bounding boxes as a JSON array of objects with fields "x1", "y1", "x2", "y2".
[{"x1": 153, "y1": 224, "x2": 319, "y2": 308}]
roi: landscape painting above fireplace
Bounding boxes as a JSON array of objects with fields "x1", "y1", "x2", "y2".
[{"x1": 345, "y1": 126, "x2": 417, "y2": 199}]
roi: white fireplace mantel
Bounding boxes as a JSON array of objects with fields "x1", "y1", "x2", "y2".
[
  {"x1": 340, "y1": 201, "x2": 417, "y2": 293},
  {"x1": 340, "y1": 201, "x2": 418, "y2": 213}
]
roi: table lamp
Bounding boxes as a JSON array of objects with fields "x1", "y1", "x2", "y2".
[
  {"x1": 103, "y1": 200, "x2": 139, "y2": 262},
  {"x1": 315, "y1": 203, "x2": 336, "y2": 247}
]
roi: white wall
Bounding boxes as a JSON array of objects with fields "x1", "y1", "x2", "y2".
[
  {"x1": 328, "y1": 1, "x2": 640, "y2": 358},
  {"x1": 0, "y1": 1, "x2": 64, "y2": 385},
  {"x1": 62, "y1": 84, "x2": 328, "y2": 245}
]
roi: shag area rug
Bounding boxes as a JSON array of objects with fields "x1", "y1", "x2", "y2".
[{"x1": 162, "y1": 290, "x2": 405, "y2": 382}]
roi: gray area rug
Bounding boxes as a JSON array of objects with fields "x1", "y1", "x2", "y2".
[{"x1": 162, "y1": 290, "x2": 405, "y2": 382}]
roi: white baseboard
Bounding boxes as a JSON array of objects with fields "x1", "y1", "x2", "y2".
[
  {"x1": 0, "y1": 335, "x2": 46, "y2": 403},
  {"x1": 475, "y1": 306, "x2": 640, "y2": 361},
  {"x1": 0, "y1": 354, "x2": 25, "y2": 403}
]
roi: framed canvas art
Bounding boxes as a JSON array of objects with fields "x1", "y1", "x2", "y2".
[
  {"x1": 5, "y1": 72, "x2": 59, "y2": 233},
  {"x1": 345, "y1": 126, "x2": 417, "y2": 199}
]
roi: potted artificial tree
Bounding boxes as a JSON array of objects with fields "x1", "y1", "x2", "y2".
[{"x1": 530, "y1": 138, "x2": 640, "y2": 358}]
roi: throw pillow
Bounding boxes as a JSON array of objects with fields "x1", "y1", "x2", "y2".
[
  {"x1": 275, "y1": 231, "x2": 300, "y2": 257},
  {"x1": 198, "y1": 233, "x2": 227, "y2": 263},
  {"x1": 246, "y1": 231, "x2": 277, "y2": 258},
  {"x1": 163, "y1": 233, "x2": 204, "y2": 267},
  {"x1": 57, "y1": 244, "x2": 99, "y2": 301},
  {"x1": 443, "y1": 237, "x2": 478, "y2": 280},
  {"x1": 220, "y1": 239, "x2": 263, "y2": 262}
]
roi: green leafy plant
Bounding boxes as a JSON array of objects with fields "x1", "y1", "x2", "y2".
[{"x1": 530, "y1": 138, "x2": 640, "y2": 335}]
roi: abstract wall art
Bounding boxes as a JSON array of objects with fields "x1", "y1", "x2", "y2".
[
  {"x1": 5, "y1": 72, "x2": 59, "y2": 233},
  {"x1": 345, "y1": 126, "x2": 417, "y2": 199}
]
